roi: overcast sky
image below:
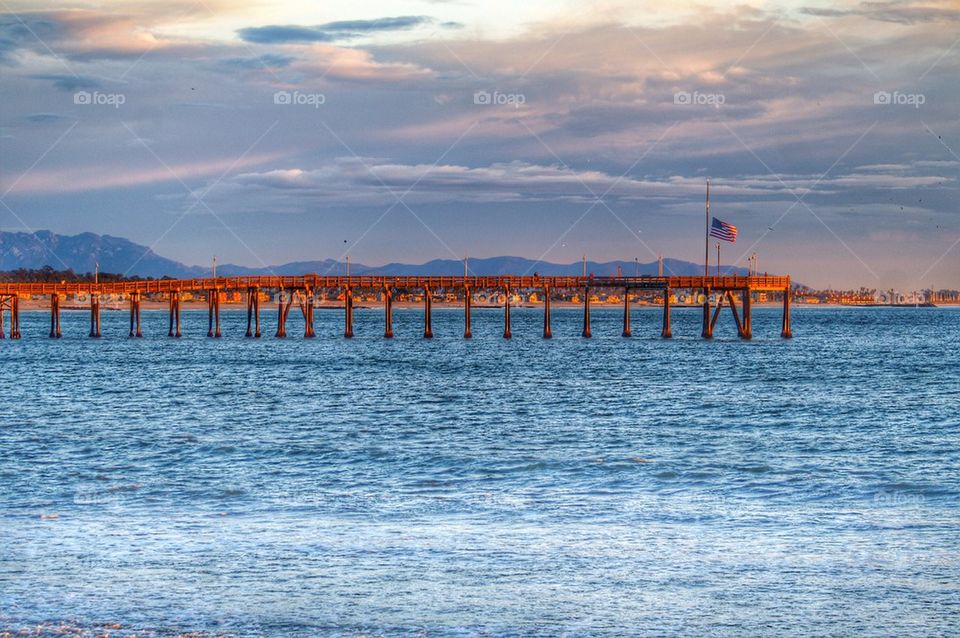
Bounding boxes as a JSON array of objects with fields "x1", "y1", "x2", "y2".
[{"x1": 1, "y1": 0, "x2": 957, "y2": 289}]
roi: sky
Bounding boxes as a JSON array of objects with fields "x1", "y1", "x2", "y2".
[{"x1": 0, "y1": 0, "x2": 957, "y2": 289}]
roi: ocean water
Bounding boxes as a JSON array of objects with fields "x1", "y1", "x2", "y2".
[{"x1": 1, "y1": 306, "x2": 958, "y2": 637}]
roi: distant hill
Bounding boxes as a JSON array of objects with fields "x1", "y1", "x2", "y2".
[
  {"x1": 0, "y1": 230, "x2": 752, "y2": 278},
  {"x1": 0, "y1": 230, "x2": 205, "y2": 278}
]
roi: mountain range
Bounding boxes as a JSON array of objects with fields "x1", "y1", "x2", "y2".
[{"x1": 0, "y1": 230, "x2": 751, "y2": 278}]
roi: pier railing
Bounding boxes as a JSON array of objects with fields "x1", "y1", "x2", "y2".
[{"x1": 0, "y1": 274, "x2": 791, "y2": 295}]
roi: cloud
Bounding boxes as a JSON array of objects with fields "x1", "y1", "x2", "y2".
[
  {"x1": 24, "y1": 112, "x2": 71, "y2": 122},
  {"x1": 209, "y1": 158, "x2": 954, "y2": 211},
  {"x1": 236, "y1": 25, "x2": 337, "y2": 45},
  {"x1": 219, "y1": 53, "x2": 295, "y2": 69},
  {"x1": 29, "y1": 73, "x2": 101, "y2": 91},
  {"x1": 0, "y1": 13, "x2": 61, "y2": 63},
  {"x1": 2, "y1": 152, "x2": 284, "y2": 195},
  {"x1": 801, "y1": 1, "x2": 960, "y2": 24},
  {"x1": 319, "y1": 16, "x2": 433, "y2": 32},
  {"x1": 282, "y1": 43, "x2": 433, "y2": 82},
  {"x1": 237, "y1": 15, "x2": 434, "y2": 44}
]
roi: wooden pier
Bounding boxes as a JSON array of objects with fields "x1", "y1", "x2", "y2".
[{"x1": 0, "y1": 274, "x2": 792, "y2": 340}]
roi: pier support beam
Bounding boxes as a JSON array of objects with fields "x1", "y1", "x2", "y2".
[
  {"x1": 169, "y1": 291, "x2": 181, "y2": 337},
  {"x1": 463, "y1": 288, "x2": 471, "y2": 339},
  {"x1": 0, "y1": 296, "x2": 16, "y2": 340},
  {"x1": 253, "y1": 288, "x2": 261, "y2": 337},
  {"x1": 710, "y1": 292, "x2": 724, "y2": 332},
  {"x1": 276, "y1": 290, "x2": 288, "y2": 338},
  {"x1": 503, "y1": 288, "x2": 512, "y2": 339},
  {"x1": 244, "y1": 287, "x2": 260, "y2": 339},
  {"x1": 50, "y1": 293, "x2": 61, "y2": 339},
  {"x1": 661, "y1": 288, "x2": 672, "y2": 339},
  {"x1": 214, "y1": 291, "x2": 221, "y2": 338},
  {"x1": 582, "y1": 288, "x2": 591, "y2": 338},
  {"x1": 384, "y1": 287, "x2": 394, "y2": 338},
  {"x1": 10, "y1": 296, "x2": 20, "y2": 339},
  {"x1": 726, "y1": 291, "x2": 745, "y2": 338},
  {"x1": 344, "y1": 288, "x2": 353, "y2": 338},
  {"x1": 742, "y1": 289, "x2": 752, "y2": 340},
  {"x1": 781, "y1": 287, "x2": 792, "y2": 338},
  {"x1": 300, "y1": 289, "x2": 315, "y2": 338},
  {"x1": 90, "y1": 294, "x2": 101, "y2": 338},
  {"x1": 423, "y1": 287, "x2": 433, "y2": 338},
  {"x1": 701, "y1": 288, "x2": 713, "y2": 339},
  {"x1": 622, "y1": 288, "x2": 631, "y2": 337},
  {"x1": 207, "y1": 291, "x2": 215, "y2": 337},
  {"x1": 206, "y1": 290, "x2": 221, "y2": 338},
  {"x1": 129, "y1": 292, "x2": 142, "y2": 338},
  {"x1": 543, "y1": 287, "x2": 552, "y2": 339}
]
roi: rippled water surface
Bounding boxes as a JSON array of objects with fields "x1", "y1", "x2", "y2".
[{"x1": 1, "y1": 306, "x2": 958, "y2": 637}]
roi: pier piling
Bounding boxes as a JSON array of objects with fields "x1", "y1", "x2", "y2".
[
  {"x1": 384, "y1": 287, "x2": 394, "y2": 339},
  {"x1": 129, "y1": 292, "x2": 143, "y2": 338},
  {"x1": 701, "y1": 288, "x2": 712, "y2": 339},
  {"x1": 782, "y1": 288, "x2": 792, "y2": 338},
  {"x1": 49, "y1": 294, "x2": 61, "y2": 339},
  {"x1": 543, "y1": 287, "x2": 552, "y2": 339},
  {"x1": 582, "y1": 288, "x2": 591, "y2": 338},
  {"x1": 245, "y1": 288, "x2": 255, "y2": 337},
  {"x1": 11, "y1": 297, "x2": 20, "y2": 339},
  {"x1": 214, "y1": 290, "x2": 221, "y2": 337},
  {"x1": 344, "y1": 288, "x2": 354, "y2": 338},
  {"x1": 90, "y1": 294, "x2": 101, "y2": 338},
  {"x1": 622, "y1": 289, "x2": 631, "y2": 337},
  {"x1": 301, "y1": 289, "x2": 316, "y2": 338},
  {"x1": 463, "y1": 288, "x2": 471, "y2": 339},
  {"x1": 169, "y1": 292, "x2": 179, "y2": 337},
  {"x1": 207, "y1": 291, "x2": 215, "y2": 338},
  {"x1": 661, "y1": 288, "x2": 672, "y2": 339},
  {"x1": 276, "y1": 290, "x2": 287, "y2": 338},
  {"x1": 503, "y1": 288, "x2": 512, "y2": 339},
  {"x1": 742, "y1": 289, "x2": 752, "y2": 340},
  {"x1": 424, "y1": 287, "x2": 433, "y2": 338},
  {"x1": 253, "y1": 288, "x2": 260, "y2": 337}
]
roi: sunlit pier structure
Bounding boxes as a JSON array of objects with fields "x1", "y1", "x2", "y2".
[{"x1": 0, "y1": 274, "x2": 792, "y2": 340}]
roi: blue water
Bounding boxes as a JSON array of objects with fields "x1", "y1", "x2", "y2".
[{"x1": 1, "y1": 306, "x2": 958, "y2": 637}]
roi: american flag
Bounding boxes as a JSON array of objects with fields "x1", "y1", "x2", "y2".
[{"x1": 710, "y1": 217, "x2": 737, "y2": 243}]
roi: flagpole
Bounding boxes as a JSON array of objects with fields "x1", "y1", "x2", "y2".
[
  {"x1": 704, "y1": 179, "x2": 710, "y2": 278},
  {"x1": 716, "y1": 242, "x2": 720, "y2": 277}
]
